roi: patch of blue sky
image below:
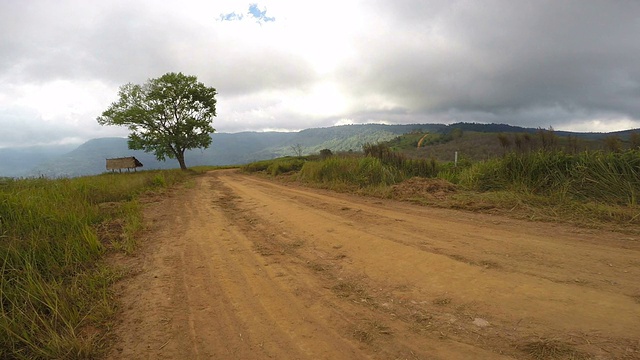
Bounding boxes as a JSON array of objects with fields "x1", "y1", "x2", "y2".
[
  {"x1": 219, "y1": 12, "x2": 243, "y2": 21},
  {"x1": 248, "y1": 4, "x2": 275, "y2": 22}
]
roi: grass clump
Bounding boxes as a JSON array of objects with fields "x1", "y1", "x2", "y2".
[
  {"x1": 242, "y1": 157, "x2": 306, "y2": 176},
  {"x1": 459, "y1": 150, "x2": 640, "y2": 206},
  {"x1": 0, "y1": 170, "x2": 189, "y2": 359},
  {"x1": 520, "y1": 338, "x2": 588, "y2": 360},
  {"x1": 299, "y1": 156, "x2": 403, "y2": 187}
]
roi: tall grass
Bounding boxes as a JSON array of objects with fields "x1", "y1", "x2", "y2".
[
  {"x1": 0, "y1": 170, "x2": 189, "y2": 359},
  {"x1": 363, "y1": 143, "x2": 438, "y2": 178},
  {"x1": 243, "y1": 144, "x2": 440, "y2": 189},
  {"x1": 458, "y1": 150, "x2": 640, "y2": 205},
  {"x1": 299, "y1": 156, "x2": 403, "y2": 187},
  {"x1": 242, "y1": 157, "x2": 306, "y2": 176}
]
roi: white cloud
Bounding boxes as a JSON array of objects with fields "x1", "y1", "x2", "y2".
[{"x1": 1, "y1": 0, "x2": 640, "y2": 148}]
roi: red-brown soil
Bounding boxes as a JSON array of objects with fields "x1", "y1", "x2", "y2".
[{"x1": 108, "y1": 169, "x2": 640, "y2": 359}]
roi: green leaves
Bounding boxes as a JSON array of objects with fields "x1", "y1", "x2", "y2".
[{"x1": 97, "y1": 72, "x2": 217, "y2": 170}]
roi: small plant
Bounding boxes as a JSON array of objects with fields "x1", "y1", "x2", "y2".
[
  {"x1": 151, "y1": 173, "x2": 167, "y2": 187},
  {"x1": 521, "y1": 338, "x2": 587, "y2": 360},
  {"x1": 319, "y1": 148, "x2": 333, "y2": 159},
  {"x1": 290, "y1": 143, "x2": 304, "y2": 157}
]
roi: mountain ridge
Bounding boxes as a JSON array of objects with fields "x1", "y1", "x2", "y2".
[{"x1": 3, "y1": 122, "x2": 636, "y2": 178}]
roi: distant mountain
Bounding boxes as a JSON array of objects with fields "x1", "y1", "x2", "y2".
[
  {"x1": 13, "y1": 122, "x2": 639, "y2": 178},
  {"x1": 0, "y1": 144, "x2": 77, "y2": 177},
  {"x1": 27, "y1": 124, "x2": 444, "y2": 177}
]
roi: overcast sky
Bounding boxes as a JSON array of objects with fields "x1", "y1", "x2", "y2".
[{"x1": 1, "y1": 0, "x2": 639, "y2": 148}]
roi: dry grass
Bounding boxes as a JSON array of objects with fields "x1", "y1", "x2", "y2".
[
  {"x1": 332, "y1": 280, "x2": 367, "y2": 299},
  {"x1": 307, "y1": 261, "x2": 328, "y2": 272},
  {"x1": 253, "y1": 242, "x2": 274, "y2": 256},
  {"x1": 520, "y1": 338, "x2": 588, "y2": 360},
  {"x1": 432, "y1": 297, "x2": 452, "y2": 306},
  {"x1": 352, "y1": 319, "x2": 392, "y2": 344}
]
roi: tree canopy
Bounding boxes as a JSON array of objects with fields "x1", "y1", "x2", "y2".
[{"x1": 97, "y1": 72, "x2": 217, "y2": 170}]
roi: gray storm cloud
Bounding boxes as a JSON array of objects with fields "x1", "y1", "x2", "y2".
[
  {"x1": 0, "y1": 0, "x2": 639, "y2": 147},
  {"x1": 345, "y1": 0, "x2": 640, "y2": 127}
]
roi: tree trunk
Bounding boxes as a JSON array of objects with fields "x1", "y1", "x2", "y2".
[{"x1": 176, "y1": 151, "x2": 188, "y2": 170}]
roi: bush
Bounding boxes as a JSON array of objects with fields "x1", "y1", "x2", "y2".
[
  {"x1": 319, "y1": 148, "x2": 333, "y2": 159},
  {"x1": 266, "y1": 158, "x2": 305, "y2": 176}
]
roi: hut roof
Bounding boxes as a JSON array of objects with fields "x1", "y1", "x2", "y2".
[{"x1": 106, "y1": 156, "x2": 143, "y2": 170}]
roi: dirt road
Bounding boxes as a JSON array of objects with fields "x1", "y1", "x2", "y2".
[{"x1": 109, "y1": 169, "x2": 640, "y2": 359}]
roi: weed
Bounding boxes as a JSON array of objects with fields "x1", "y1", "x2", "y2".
[
  {"x1": 353, "y1": 328, "x2": 375, "y2": 344},
  {"x1": 307, "y1": 261, "x2": 327, "y2": 272},
  {"x1": 432, "y1": 298, "x2": 452, "y2": 306},
  {"x1": 352, "y1": 319, "x2": 392, "y2": 344},
  {"x1": 151, "y1": 174, "x2": 167, "y2": 187},
  {"x1": 521, "y1": 338, "x2": 588, "y2": 360},
  {"x1": 253, "y1": 243, "x2": 274, "y2": 256}
]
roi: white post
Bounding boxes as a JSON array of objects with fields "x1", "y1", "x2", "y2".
[{"x1": 455, "y1": 151, "x2": 458, "y2": 167}]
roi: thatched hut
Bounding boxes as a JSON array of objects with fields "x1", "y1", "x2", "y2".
[{"x1": 106, "y1": 157, "x2": 143, "y2": 173}]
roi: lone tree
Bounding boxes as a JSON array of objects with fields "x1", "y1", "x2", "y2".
[{"x1": 97, "y1": 72, "x2": 217, "y2": 170}]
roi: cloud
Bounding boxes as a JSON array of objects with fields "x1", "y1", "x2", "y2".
[
  {"x1": 0, "y1": 106, "x2": 128, "y2": 148},
  {"x1": 339, "y1": 0, "x2": 640, "y2": 129},
  {"x1": 1, "y1": 0, "x2": 640, "y2": 149}
]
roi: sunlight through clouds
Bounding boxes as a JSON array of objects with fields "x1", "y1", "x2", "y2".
[{"x1": 1, "y1": 0, "x2": 639, "y2": 147}]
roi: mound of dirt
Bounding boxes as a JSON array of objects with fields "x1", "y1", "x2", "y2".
[{"x1": 392, "y1": 177, "x2": 457, "y2": 200}]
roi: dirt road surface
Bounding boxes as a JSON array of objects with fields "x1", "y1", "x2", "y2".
[{"x1": 108, "y1": 169, "x2": 640, "y2": 359}]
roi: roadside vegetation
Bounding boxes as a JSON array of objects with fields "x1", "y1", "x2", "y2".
[
  {"x1": 0, "y1": 170, "x2": 190, "y2": 359},
  {"x1": 243, "y1": 130, "x2": 640, "y2": 232}
]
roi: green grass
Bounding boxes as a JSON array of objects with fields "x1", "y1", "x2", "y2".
[
  {"x1": 0, "y1": 170, "x2": 190, "y2": 359},
  {"x1": 299, "y1": 156, "x2": 404, "y2": 187},
  {"x1": 242, "y1": 157, "x2": 306, "y2": 176},
  {"x1": 458, "y1": 150, "x2": 640, "y2": 206}
]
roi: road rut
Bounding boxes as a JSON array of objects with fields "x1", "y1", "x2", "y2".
[{"x1": 109, "y1": 169, "x2": 640, "y2": 359}]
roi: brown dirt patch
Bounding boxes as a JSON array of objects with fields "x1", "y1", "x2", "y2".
[
  {"x1": 107, "y1": 169, "x2": 640, "y2": 359},
  {"x1": 392, "y1": 177, "x2": 457, "y2": 200}
]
